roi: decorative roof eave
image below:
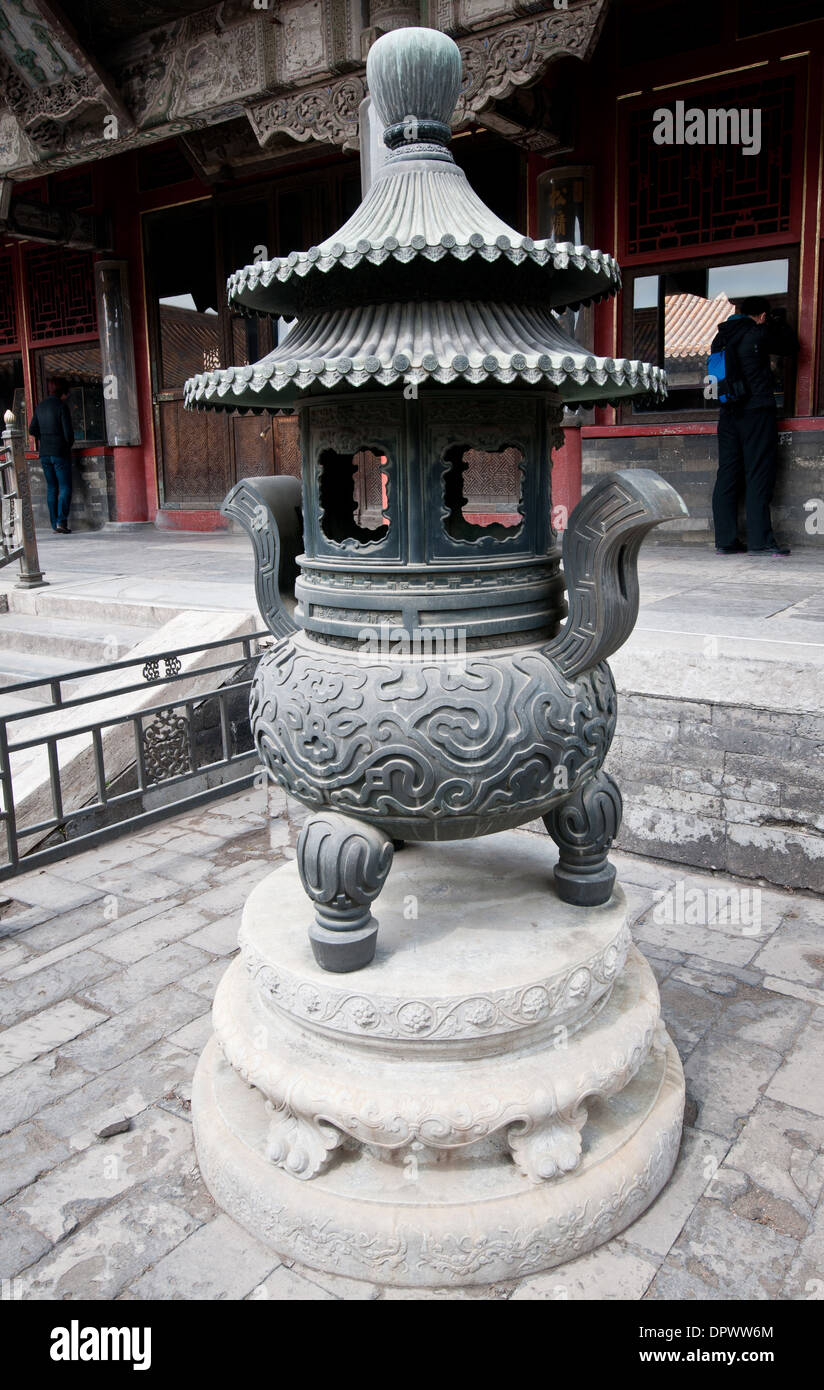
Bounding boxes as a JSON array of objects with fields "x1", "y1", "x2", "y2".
[
  {"x1": 0, "y1": 1, "x2": 137, "y2": 167},
  {"x1": 185, "y1": 358, "x2": 665, "y2": 410},
  {"x1": 183, "y1": 299, "x2": 666, "y2": 412},
  {"x1": 453, "y1": 0, "x2": 609, "y2": 126},
  {"x1": 228, "y1": 237, "x2": 620, "y2": 318}
]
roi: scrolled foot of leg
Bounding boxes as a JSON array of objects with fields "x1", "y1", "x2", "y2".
[
  {"x1": 297, "y1": 812, "x2": 393, "y2": 974},
  {"x1": 543, "y1": 769, "x2": 622, "y2": 908},
  {"x1": 265, "y1": 1102, "x2": 344, "y2": 1179},
  {"x1": 508, "y1": 1109, "x2": 587, "y2": 1182}
]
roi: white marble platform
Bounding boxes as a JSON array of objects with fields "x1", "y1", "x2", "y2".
[{"x1": 193, "y1": 831, "x2": 685, "y2": 1286}]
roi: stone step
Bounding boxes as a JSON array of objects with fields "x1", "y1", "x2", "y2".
[
  {"x1": 0, "y1": 690, "x2": 49, "y2": 717},
  {"x1": 3, "y1": 587, "x2": 186, "y2": 630},
  {"x1": 0, "y1": 613, "x2": 154, "y2": 664},
  {"x1": 0, "y1": 650, "x2": 87, "y2": 704}
]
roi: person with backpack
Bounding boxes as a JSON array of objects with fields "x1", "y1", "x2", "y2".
[
  {"x1": 28, "y1": 378, "x2": 75, "y2": 533},
  {"x1": 708, "y1": 296, "x2": 799, "y2": 556}
]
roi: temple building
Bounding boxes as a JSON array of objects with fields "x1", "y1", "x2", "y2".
[{"x1": 1, "y1": 0, "x2": 822, "y2": 544}]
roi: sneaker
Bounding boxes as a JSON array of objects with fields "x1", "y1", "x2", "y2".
[
  {"x1": 55, "y1": 523, "x2": 71, "y2": 534},
  {"x1": 715, "y1": 540, "x2": 747, "y2": 554}
]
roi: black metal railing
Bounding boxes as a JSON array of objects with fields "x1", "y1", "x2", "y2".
[{"x1": 0, "y1": 630, "x2": 269, "y2": 881}]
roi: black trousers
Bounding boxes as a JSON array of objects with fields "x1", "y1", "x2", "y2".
[{"x1": 713, "y1": 406, "x2": 779, "y2": 550}]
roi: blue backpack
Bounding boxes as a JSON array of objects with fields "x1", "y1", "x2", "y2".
[{"x1": 706, "y1": 340, "x2": 750, "y2": 406}]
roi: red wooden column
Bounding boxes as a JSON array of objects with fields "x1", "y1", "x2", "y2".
[
  {"x1": 527, "y1": 152, "x2": 586, "y2": 515},
  {"x1": 550, "y1": 426, "x2": 582, "y2": 526},
  {"x1": 104, "y1": 156, "x2": 153, "y2": 523}
]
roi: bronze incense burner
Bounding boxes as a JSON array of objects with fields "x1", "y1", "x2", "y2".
[{"x1": 185, "y1": 26, "x2": 686, "y2": 971}]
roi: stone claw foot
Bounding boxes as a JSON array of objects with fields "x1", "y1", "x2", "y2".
[
  {"x1": 297, "y1": 812, "x2": 394, "y2": 972},
  {"x1": 265, "y1": 1102, "x2": 344, "y2": 1180},
  {"x1": 508, "y1": 1110, "x2": 587, "y2": 1182},
  {"x1": 543, "y1": 769, "x2": 622, "y2": 907}
]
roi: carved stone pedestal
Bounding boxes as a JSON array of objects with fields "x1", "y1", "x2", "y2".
[{"x1": 192, "y1": 832, "x2": 684, "y2": 1287}]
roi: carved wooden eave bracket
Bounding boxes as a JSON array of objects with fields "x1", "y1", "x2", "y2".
[
  {"x1": 454, "y1": 0, "x2": 608, "y2": 125},
  {"x1": 0, "y1": 0, "x2": 136, "y2": 164},
  {"x1": 0, "y1": 0, "x2": 608, "y2": 177},
  {"x1": 246, "y1": 0, "x2": 609, "y2": 153},
  {"x1": 247, "y1": 74, "x2": 367, "y2": 154}
]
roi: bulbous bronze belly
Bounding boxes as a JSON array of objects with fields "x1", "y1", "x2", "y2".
[{"x1": 251, "y1": 633, "x2": 617, "y2": 841}]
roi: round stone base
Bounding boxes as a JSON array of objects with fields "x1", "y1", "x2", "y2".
[
  {"x1": 192, "y1": 832, "x2": 684, "y2": 1287},
  {"x1": 193, "y1": 1030, "x2": 684, "y2": 1287}
]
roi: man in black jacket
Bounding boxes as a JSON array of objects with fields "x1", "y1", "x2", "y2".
[
  {"x1": 711, "y1": 296, "x2": 798, "y2": 556},
  {"x1": 28, "y1": 378, "x2": 75, "y2": 533}
]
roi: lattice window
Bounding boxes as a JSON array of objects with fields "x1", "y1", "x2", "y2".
[
  {"x1": 318, "y1": 448, "x2": 389, "y2": 545},
  {"x1": 443, "y1": 445, "x2": 524, "y2": 539},
  {"x1": 159, "y1": 304, "x2": 220, "y2": 388},
  {"x1": 26, "y1": 246, "x2": 97, "y2": 341},
  {"x1": 626, "y1": 75, "x2": 795, "y2": 257},
  {"x1": 274, "y1": 416, "x2": 301, "y2": 479},
  {"x1": 0, "y1": 255, "x2": 18, "y2": 347}
]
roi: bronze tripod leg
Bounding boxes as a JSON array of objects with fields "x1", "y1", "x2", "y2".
[
  {"x1": 543, "y1": 769, "x2": 623, "y2": 907},
  {"x1": 296, "y1": 812, "x2": 394, "y2": 972}
]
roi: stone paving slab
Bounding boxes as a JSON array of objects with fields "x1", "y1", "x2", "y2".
[
  {"x1": 0, "y1": 999, "x2": 105, "y2": 1078},
  {"x1": 18, "y1": 1192, "x2": 203, "y2": 1301},
  {"x1": 123, "y1": 1214, "x2": 281, "y2": 1301},
  {"x1": 0, "y1": 1204, "x2": 52, "y2": 1281},
  {"x1": 33, "y1": 1040, "x2": 197, "y2": 1150},
  {"x1": 79, "y1": 943, "x2": 211, "y2": 1014},
  {"x1": 0, "y1": 1122, "x2": 75, "y2": 1206},
  {"x1": 0, "y1": 1051, "x2": 94, "y2": 1137},
  {"x1": 0, "y1": 790, "x2": 821, "y2": 1301},
  {"x1": 647, "y1": 1200, "x2": 798, "y2": 1301},
  {"x1": 6, "y1": 1108, "x2": 194, "y2": 1244},
  {"x1": 766, "y1": 1013, "x2": 824, "y2": 1118},
  {"x1": 0, "y1": 948, "x2": 115, "y2": 1028}
]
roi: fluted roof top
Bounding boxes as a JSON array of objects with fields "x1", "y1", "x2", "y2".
[
  {"x1": 184, "y1": 300, "x2": 665, "y2": 411},
  {"x1": 228, "y1": 158, "x2": 621, "y2": 319}
]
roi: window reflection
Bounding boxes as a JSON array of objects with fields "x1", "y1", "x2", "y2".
[
  {"x1": 631, "y1": 258, "x2": 791, "y2": 412},
  {"x1": 34, "y1": 344, "x2": 104, "y2": 442}
]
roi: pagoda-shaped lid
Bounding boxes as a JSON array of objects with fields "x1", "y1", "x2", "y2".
[
  {"x1": 227, "y1": 26, "x2": 620, "y2": 321},
  {"x1": 185, "y1": 302, "x2": 664, "y2": 411},
  {"x1": 185, "y1": 27, "x2": 666, "y2": 413}
]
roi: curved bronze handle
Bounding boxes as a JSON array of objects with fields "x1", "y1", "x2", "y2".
[
  {"x1": 546, "y1": 468, "x2": 688, "y2": 679},
  {"x1": 222, "y1": 475, "x2": 302, "y2": 640}
]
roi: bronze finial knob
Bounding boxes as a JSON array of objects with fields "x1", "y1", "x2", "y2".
[{"x1": 366, "y1": 25, "x2": 462, "y2": 149}]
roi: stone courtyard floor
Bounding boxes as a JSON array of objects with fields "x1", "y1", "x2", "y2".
[{"x1": 1, "y1": 784, "x2": 822, "y2": 1301}]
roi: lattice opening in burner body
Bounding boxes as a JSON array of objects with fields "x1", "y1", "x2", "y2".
[
  {"x1": 318, "y1": 448, "x2": 390, "y2": 544},
  {"x1": 442, "y1": 444, "x2": 525, "y2": 541}
]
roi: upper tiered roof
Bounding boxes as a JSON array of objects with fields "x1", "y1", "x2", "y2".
[
  {"x1": 185, "y1": 26, "x2": 666, "y2": 413},
  {"x1": 226, "y1": 164, "x2": 621, "y2": 320}
]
